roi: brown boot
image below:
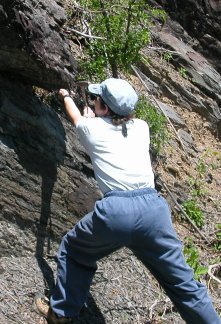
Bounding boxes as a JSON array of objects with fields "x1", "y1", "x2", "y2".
[{"x1": 35, "y1": 294, "x2": 75, "y2": 323}]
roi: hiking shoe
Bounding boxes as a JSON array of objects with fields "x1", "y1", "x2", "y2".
[{"x1": 35, "y1": 294, "x2": 75, "y2": 323}]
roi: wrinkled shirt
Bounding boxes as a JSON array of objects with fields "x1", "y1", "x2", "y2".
[{"x1": 76, "y1": 117, "x2": 155, "y2": 194}]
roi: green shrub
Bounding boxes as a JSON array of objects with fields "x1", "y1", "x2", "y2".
[
  {"x1": 163, "y1": 52, "x2": 173, "y2": 62},
  {"x1": 178, "y1": 67, "x2": 188, "y2": 79},
  {"x1": 182, "y1": 199, "x2": 204, "y2": 228},
  {"x1": 135, "y1": 96, "x2": 168, "y2": 155},
  {"x1": 183, "y1": 238, "x2": 208, "y2": 280},
  {"x1": 188, "y1": 176, "x2": 207, "y2": 198},
  {"x1": 78, "y1": 0, "x2": 166, "y2": 79}
]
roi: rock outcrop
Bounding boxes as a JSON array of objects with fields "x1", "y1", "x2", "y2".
[
  {"x1": 0, "y1": 0, "x2": 102, "y2": 266},
  {"x1": 142, "y1": 0, "x2": 221, "y2": 137},
  {"x1": 0, "y1": 0, "x2": 220, "y2": 323},
  {"x1": 152, "y1": 0, "x2": 221, "y2": 74},
  {"x1": 0, "y1": 75, "x2": 101, "y2": 258},
  {"x1": 0, "y1": 0, "x2": 77, "y2": 89}
]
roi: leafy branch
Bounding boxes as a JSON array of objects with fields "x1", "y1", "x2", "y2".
[{"x1": 76, "y1": 0, "x2": 166, "y2": 80}]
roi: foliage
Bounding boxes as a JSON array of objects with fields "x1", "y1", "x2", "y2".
[
  {"x1": 182, "y1": 149, "x2": 221, "y2": 231},
  {"x1": 163, "y1": 52, "x2": 173, "y2": 63},
  {"x1": 200, "y1": 148, "x2": 221, "y2": 171},
  {"x1": 135, "y1": 96, "x2": 168, "y2": 155},
  {"x1": 196, "y1": 161, "x2": 207, "y2": 174},
  {"x1": 188, "y1": 159, "x2": 208, "y2": 198},
  {"x1": 189, "y1": 149, "x2": 221, "y2": 198},
  {"x1": 183, "y1": 238, "x2": 208, "y2": 280},
  {"x1": 188, "y1": 176, "x2": 207, "y2": 199},
  {"x1": 178, "y1": 67, "x2": 188, "y2": 79},
  {"x1": 182, "y1": 199, "x2": 204, "y2": 228},
  {"x1": 78, "y1": 0, "x2": 166, "y2": 80}
]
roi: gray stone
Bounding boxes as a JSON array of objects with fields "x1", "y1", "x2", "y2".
[
  {"x1": 0, "y1": 0, "x2": 77, "y2": 89},
  {"x1": 156, "y1": 100, "x2": 185, "y2": 127},
  {"x1": 177, "y1": 129, "x2": 193, "y2": 145},
  {"x1": 0, "y1": 75, "x2": 101, "y2": 257}
]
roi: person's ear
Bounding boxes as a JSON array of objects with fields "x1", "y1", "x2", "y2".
[{"x1": 103, "y1": 104, "x2": 110, "y2": 116}]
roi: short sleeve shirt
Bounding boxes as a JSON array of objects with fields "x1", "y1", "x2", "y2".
[{"x1": 76, "y1": 117, "x2": 155, "y2": 194}]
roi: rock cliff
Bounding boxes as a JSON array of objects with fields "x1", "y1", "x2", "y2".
[{"x1": 0, "y1": 1, "x2": 220, "y2": 323}]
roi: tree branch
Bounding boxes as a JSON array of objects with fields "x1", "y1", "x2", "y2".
[
  {"x1": 157, "y1": 176, "x2": 211, "y2": 243},
  {"x1": 66, "y1": 27, "x2": 106, "y2": 40},
  {"x1": 123, "y1": 0, "x2": 135, "y2": 58},
  {"x1": 208, "y1": 263, "x2": 221, "y2": 285},
  {"x1": 146, "y1": 46, "x2": 182, "y2": 55}
]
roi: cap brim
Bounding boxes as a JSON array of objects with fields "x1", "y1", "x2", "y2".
[{"x1": 88, "y1": 83, "x2": 102, "y2": 95}]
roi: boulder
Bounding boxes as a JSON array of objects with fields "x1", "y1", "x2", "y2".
[
  {"x1": 0, "y1": 0, "x2": 77, "y2": 89},
  {"x1": 151, "y1": 0, "x2": 221, "y2": 74},
  {"x1": 0, "y1": 75, "x2": 101, "y2": 257}
]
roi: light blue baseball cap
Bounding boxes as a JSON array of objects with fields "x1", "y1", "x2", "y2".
[{"x1": 88, "y1": 78, "x2": 138, "y2": 116}]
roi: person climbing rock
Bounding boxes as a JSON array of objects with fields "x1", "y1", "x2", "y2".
[{"x1": 35, "y1": 78, "x2": 221, "y2": 324}]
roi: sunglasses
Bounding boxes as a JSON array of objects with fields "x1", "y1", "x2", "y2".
[{"x1": 88, "y1": 93, "x2": 99, "y2": 101}]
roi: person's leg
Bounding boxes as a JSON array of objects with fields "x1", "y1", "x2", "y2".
[
  {"x1": 129, "y1": 194, "x2": 221, "y2": 324},
  {"x1": 50, "y1": 189, "x2": 154, "y2": 319},
  {"x1": 50, "y1": 203, "x2": 125, "y2": 318}
]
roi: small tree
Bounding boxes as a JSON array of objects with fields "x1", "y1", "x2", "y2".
[
  {"x1": 135, "y1": 96, "x2": 168, "y2": 155},
  {"x1": 78, "y1": 0, "x2": 166, "y2": 80}
]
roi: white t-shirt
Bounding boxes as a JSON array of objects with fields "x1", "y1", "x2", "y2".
[{"x1": 76, "y1": 117, "x2": 155, "y2": 194}]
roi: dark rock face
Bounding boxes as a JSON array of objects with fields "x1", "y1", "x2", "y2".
[
  {"x1": 152, "y1": 0, "x2": 221, "y2": 74},
  {"x1": 143, "y1": 0, "x2": 221, "y2": 137},
  {"x1": 138, "y1": 44, "x2": 221, "y2": 138},
  {"x1": 0, "y1": 0, "x2": 93, "y2": 259},
  {"x1": 0, "y1": 0, "x2": 220, "y2": 257},
  {"x1": 0, "y1": 1, "x2": 221, "y2": 322},
  {"x1": 0, "y1": 0, "x2": 103, "y2": 260},
  {"x1": 0, "y1": 0, "x2": 77, "y2": 89},
  {"x1": 0, "y1": 75, "x2": 101, "y2": 257}
]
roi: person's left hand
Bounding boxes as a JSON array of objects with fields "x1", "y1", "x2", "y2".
[{"x1": 58, "y1": 89, "x2": 69, "y2": 99}]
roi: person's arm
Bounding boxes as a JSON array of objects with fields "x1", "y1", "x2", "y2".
[
  {"x1": 59, "y1": 89, "x2": 95, "y2": 125},
  {"x1": 59, "y1": 89, "x2": 82, "y2": 126}
]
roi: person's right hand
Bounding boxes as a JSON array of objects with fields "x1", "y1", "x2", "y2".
[{"x1": 83, "y1": 106, "x2": 95, "y2": 118}]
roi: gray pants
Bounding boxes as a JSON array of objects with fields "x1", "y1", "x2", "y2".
[{"x1": 50, "y1": 188, "x2": 221, "y2": 323}]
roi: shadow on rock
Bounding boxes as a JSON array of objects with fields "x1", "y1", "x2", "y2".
[
  {"x1": 77, "y1": 294, "x2": 106, "y2": 323},
  {"x1": 0, "y1": 76, "x2": 66, "y2": 291}
]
